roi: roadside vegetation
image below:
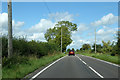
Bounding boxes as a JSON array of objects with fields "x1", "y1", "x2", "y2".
[
  {"x1": 2, "y1": 21, "x2": 77, "y2": 79},
  {"x1": 67, "y1": 31, "x2": 120, "y2": 65},
  {"x1": 2, "y1": 52, "x2": 65, "y2": 79},
  {"x1": 76, "y1": 52, "x2": 119, "y2": 64},
  {"x1": 2, "y1": 35, "x2": 66, "y2": 79}
]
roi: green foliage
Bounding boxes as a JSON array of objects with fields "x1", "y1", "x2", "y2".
[
  {"x1": 79, "y1": 53, "x2": 119, "y2": 64},
  {"x1": 72, "y1": 48, "x2": 75, "y2": 51},
  {"x1": 2, "y1": 53, "x2": 65, "y2": 78},
  {"x1": 101, "y1": 40, "x2": 113, "y2": 54},
  {"x1": 82, "y1": 44, "x2": 91, "y2": 50},
  {"x1": 117, "y1": 31, "x2": 120, "y2": 55},
  {"x1": 76, "y1": 49, "x2": 79, "y2": 52},
  {"x1": 67, "y1": 48, "x2": 71, "y2": 52},
  {"x1": 92, "y1": 44, "x2": 102, "y2": 53},
  {"x1": 2, "y1": 36, "x2": 59, "y2": 58},
  {"x1": 80, "y1": 48, "x2": 83, "y2": 51},
  {"x1": 2, "y1": 36, "x2": 8, "y2": 57},
  {"x1": 45, "y1": 21, "x2": 77, "y2": 52},
  {"x1": 1, "y1": 35, "x2": 65, "y2": 78},
  {"x1": 2, "y1": 55, "x2": 29, "y2": 68}
]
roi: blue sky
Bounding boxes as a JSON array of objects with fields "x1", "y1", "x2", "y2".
[{"x1": 1, "y1": 2, "x2": 118, "y2": 49}]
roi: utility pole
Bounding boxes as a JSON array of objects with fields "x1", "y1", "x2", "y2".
[
  {"x1": 95, "y1": 27, "x2": 96, "y2": 53},
  {"x1": 61, "y1": 27, "x2": 62, "y2": 53},
  {"x1": 8, "y1": 0, "x2": 13, "y2": 58}
]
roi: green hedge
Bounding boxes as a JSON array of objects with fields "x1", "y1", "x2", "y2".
[{"x1": 2, "y1": 36, "x2": 60, "y2": 58}]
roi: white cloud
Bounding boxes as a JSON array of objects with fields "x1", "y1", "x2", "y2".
[
  {"x1": 27, "y1": 12, "x2": 74, "y2": 41},
  {"x1": 0, "y1": 13, "x2": 25, "y2": 35},
  {"x1": 97, "y1": 26, "x2": 117, "y2": 36},
  {"x1": 78, "y1": 24, "x2": 88, "y2": 32},
  {"x1": 67, "y1": 39, "x2": 92, "y2": 50},
  {"x1": 48, "y1": 12, "x2": 74, "y2": 22},
  {"x1": 27, "y1": 33, "x2": 46, "y2": 42},
  {"x1": 13, "y1": 21, "x2": 24, "y2": 28},
  {"x1": 72, "y1": 23, "x2": 88, "y2": 34},
  {"x1": 28, "y1": 19, "x2": 54, "y2": 33},
  {"x1": 91, "y1": 13, "x2": 118, "y2": 26},
  {"x1": 97, "y1": 29, "x2": 104, "y2": 35},
  {"x1": 0, "y1": 13, "x2": 8, "y2": 30}
]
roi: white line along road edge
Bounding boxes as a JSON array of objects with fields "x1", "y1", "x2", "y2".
[
  {"x1": 29, "y1": 55, "x2": 67, "y2": 80},
  {"x1": 81, "y1": 55, "x2": 120, "y2": 67},
  {"x1": 76, "y1": 55, "x2": 104, "y2": 78}
]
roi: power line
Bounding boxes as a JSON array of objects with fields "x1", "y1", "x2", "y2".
[{"x1": 43, "y1": 0, "x2": 51, "y2": 14}]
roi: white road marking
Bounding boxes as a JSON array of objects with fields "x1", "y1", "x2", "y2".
[
  {"x1": 76, "y1": 55, "x2": 104, "y2": 78},
  {"x1": 88, "y1": 66, "x2": 104, "y2": 78},
  {"x1": 82, "y1": 61, "x2": 87, "y2": 65},
  {"x1": 81, "y1": 55, "x2": 120, "y2": 67},
  {"x1": 29, "y1": 55, "x2": 67, "y2": 80}
]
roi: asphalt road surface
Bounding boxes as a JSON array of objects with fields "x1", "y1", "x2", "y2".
[{"x1": 31, "y1": 54, "x2": 119, "y2": 79}]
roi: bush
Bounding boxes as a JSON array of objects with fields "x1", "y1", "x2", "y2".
[
  {"x1": 2, "y1": 55, "x2": 29, "y2": 68},
  {"x1": 2, "y1": 36, "x2": 60, "y2": 58}
]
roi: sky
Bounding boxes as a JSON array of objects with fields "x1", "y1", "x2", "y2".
[{"x1": 0, "y1": 2, "x2": 118, "y2": 50}]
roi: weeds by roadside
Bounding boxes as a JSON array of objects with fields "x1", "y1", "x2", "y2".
[
  {"x1": 2, "y1": 53, "x2": 66, "y2": 79},
  {"x1": 76, "y1": 52, "x2": 120, "y2": 65}
]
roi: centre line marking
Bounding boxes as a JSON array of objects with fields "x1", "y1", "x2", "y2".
[{"x1": 76, "y1": 55, "x2": 104, "y2": 78}]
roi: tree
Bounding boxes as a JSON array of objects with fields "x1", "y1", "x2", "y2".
[
  {"x1": 72, "y1": 48, "x2": 75, "y2": 51},
  {"x1": 101, "y1": 40, "x2": 112, "y2": 53},
  {"x1": 112, "y1": 31, "x2": 120, "y2": 55},
  {"x1": 76, "y1": 49, "x2": 79, "y2": 52},
  {"x1": 92, "y1": 44, "x2": 102, "y2": 53},
  {"x1": 80, "y1": 48, "x2": 83, "y2": 51},
  {"x1": 45, "y1": 21, "x2": 77, "y2": 52},
  {"x1": 8, "y1": 0, "x2": 13, "y2": 58},
  {"x1": 82, "y1": 44, "x2": 91, "y2": 50},
  {"x1": 67, "y1": 48, "x2": 71, "y2": 52}
]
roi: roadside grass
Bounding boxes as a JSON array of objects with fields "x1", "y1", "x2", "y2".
[
  {"x1": 2, "y1": 53, "x2": 66, "y2": 79},
  {"x1": 76, "y1": 52, "x2": 120, "y2": 65}
]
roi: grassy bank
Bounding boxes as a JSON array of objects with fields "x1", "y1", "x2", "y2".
[
  {"x1": 76, "y1": 52, "x2": 120, "y2": 65},
  {"x1": 2, "y1": 53, "x2": 66, "y2": 79}
]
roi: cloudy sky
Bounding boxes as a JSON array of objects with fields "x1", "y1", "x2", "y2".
[{"x1": 0, "y1": 2, "x2": 118, "y2": 50}]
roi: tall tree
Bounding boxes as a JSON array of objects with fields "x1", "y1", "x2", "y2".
[
  {"x1": 45, "y1": 21, "x2": 77, "y2": 52},
  {"x1": 8, "y1": 0, "x2": 13, "y2": 58}
]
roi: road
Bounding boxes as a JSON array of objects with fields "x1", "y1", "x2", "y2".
[{"x1": 30, "y1": 54, "x2": 119, "y2": 79}]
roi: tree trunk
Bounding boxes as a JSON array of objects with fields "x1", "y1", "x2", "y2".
[{"x1": 8, "y1": 0, "x2": 13, "y2": 58}]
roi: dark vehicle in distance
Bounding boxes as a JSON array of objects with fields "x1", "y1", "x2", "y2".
[{"x1": 69, "y1": 50, "x2": 75, "y2": 56}]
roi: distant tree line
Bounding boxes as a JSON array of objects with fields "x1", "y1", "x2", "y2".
[{"x1": 67, "y1": 31, "x2": 120, "y2": 56}]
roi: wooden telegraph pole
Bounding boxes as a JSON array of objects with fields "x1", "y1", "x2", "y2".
[{"x1": 8, "y1": 0, "x2": 13, "y2": 58}]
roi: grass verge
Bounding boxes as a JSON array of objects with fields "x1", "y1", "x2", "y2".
[
  {"x1": 2, "y1": 53, "x2": 66, "y2": 79},
  {"x1": 76, "y1": 52, "x2": 120, "y2": 65}
]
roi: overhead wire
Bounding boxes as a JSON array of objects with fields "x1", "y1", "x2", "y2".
[{"x1": 43, "y1": 0, "x2": 51, "y2": 14}]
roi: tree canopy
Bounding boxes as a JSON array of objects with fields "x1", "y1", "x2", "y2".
[{"x1": 44, "y1": 21, "x2": 77, "y2": 52}]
